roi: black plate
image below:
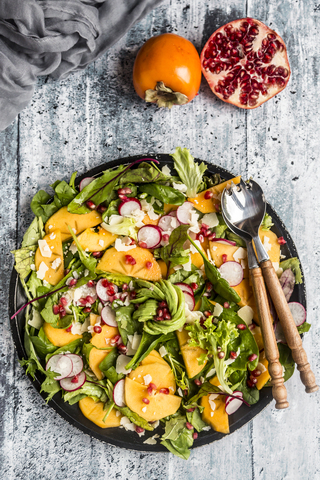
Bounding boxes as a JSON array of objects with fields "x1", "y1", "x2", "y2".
[{"x1": 9, "y1": 154, "x2": 306, "y2": 452}]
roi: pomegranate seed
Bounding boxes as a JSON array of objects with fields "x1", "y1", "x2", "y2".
[
  {"x1": 204, "y1": 310, "x2": 211, "y2": 317},
  {"x1": 186, "y1": 422, "x2": 193, "y2": 430},
  {"x1": 201, "y1": 223, "x2": 209, "y2": 230},
  {"x1": 147, "y1": 386, "x2": 154, "y2": 396},
  {"x1": 218, "y1": 351, "x2": 225, "y2": 359},
  {"x1": 217, "y1": 346, "x2": 221, "y2": 351},
  {"x1": 247, "y1": 379, "x2": 254, "y2": 388},
  {"x1": 92, "y1": 251, "x2": 103, "y2": 258},
  {"x1": 59, "y1": 297, "x2": 68, "y2": 307},
  {"x1": 248, "y1": 353, "x2": 258, "y2": 362},
  {"x1": 204, "y1": 191, "x2": 214, "y2": 199},
  {"x1": 149, "y1": 382, "x2": 157, "y2": 390},
  {"x1": 159, "y1": 301, "x2": 167, "y2": 308},
  {"x1": 184, "y1": 389, "x2": 188, "y2": 396},
  {"x1": 163, "y1": 313, "x2": 171, "y2": 320},
  {"x1": 251, "y1": 369, "x2": 262, "y2": 377},
  {"x1": 193, "y1": 432, "x2": 198, "y2": 440},
  {"x1": 159, "y1": 388, "x2": 169, "y2": 395},
  {"x1": 214, "y1": 203, "x2": 220, "y2": 211},
  {"x1": 198, "y1": 234, "x2": 204, "y2": 243},
  {"x1": 109, "y1": 295, "x2": 115, "y2": 303},
  {"x1": 125, "y1": 255, "x2": 136, "y2": 265},
  {"x1": 59, "y1": 309, "x2": 66, "y2": 318},
  {"x1": 102, "y1": 279, "x2": 109, "y2": 288},
  {"x1": 230, "y1": 351, "x2": 238, "y2": 359},
  {"x1": 79, "y1": 298, "x2": 87, "y2": 306},
  {"x1": 139, "y1": 241, "x2": 147, "y2": 249},
  {"x1": 129, "y1": 237, "x2": 136, "y2": 245},
  {"x1": 97, "y1": 204, "x2": 107, "y2": 213},
  {"x1": 224, "y1": 302, "x2": 230, "y2": 309},
  {"x1": 155, "y1": 316, "x2": 163, "y2": 321},
  {"x1": 52, "y1": 305, "x2": 60, "y2": 315},
  {"x1": 206, "y1": 282, "x2": 213, "y2": 293},
  {"x1": 68, "y1": 278, "x2": 77, "y2": 287},
  {"x1": 71, "y1": 375, "x2": 79, "y2": 384},
  {"x1": 157, "y1": 308, "x2": 163, "y2": 317},
  {"x1": 146, "y1": 261, "x2": 153, "y2": 269},
  {"x1": 64, "y1": 269, "x2": 70, "y2": 276},
  {"x1": 85, "y1": 295, "x2": 95, "y2": 304},
  {"x1": 130, "y1": 291, "x2": 137, "y2": 299},
  {"x1": 142, "y1": 397, "x2": 150, "y2": 404},
  {"x1": 83, "y1": 307, "x2": 91, "y2": 313},
  {"x1": 207, "y1": 233, "x2": 216, "y2": 241},
  {"x1": 194, "y1": 379, "x2": 201, "y2": 386},
  {"x1": 250, "y1": 376, "x2": 258, "y2": 384},
  {"x1": 203, "y1": 229, "x2": 210, "y2": 237},
  {"x1": 135, "y1": 426, "x2": 144, "y2": 434},
  {"x1": 237, "y1": 324, "x2": 247, "y2": 330},
  {"x1": 122, "y1": 283, "x2": 128, "y2": 291},
  {"x1": 94, "y1": 325, "x2": 102, "y2": 334},
  {"x1": 249, "y1": 323, "x2": 256, "y2": 331},
  {"x1": 191, "y1": 283, "x2": 198, "y2": 290},
  {"x1": 118, "y1": 194, "x2": 127, "y2": 201},
  {"x1": 110, "y1": 334, "x2": 121, "y2": 346},
  {"x1": 66, "y1": 326, "x2": 72, "y2": 332},
  {"x1": 187, "y1": 408, "x2": 195, "y2": 412},
  {"x1": 277, "y1": 236, "x2": 286, "y2": 245},
  {"x1": 87, "y1": 280, "x2": 95, "y2": 287},
  {"x1": 86, "y1": 200, "x2": 96, "y2": 210},
  {"x1": 162, "y1": 234, "x2": 170, "y2": 242},
  {"x1": 118, "y1": 187, "x2": 132, "y2": 195},
  {"x1": 222, "y1": 254, "x2": 228, "y2": 263},
  {"x1": 118, "y1": 344, "x2": 128, "y2": 354}
]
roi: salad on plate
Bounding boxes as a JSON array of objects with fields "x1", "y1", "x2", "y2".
[{"x1": 11, "y1": 148, "x2": 309, "y2": 459}]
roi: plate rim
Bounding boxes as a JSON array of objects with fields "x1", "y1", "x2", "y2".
[{"x1": 8, "y1": 153, "x2": 306, "y2": 452}]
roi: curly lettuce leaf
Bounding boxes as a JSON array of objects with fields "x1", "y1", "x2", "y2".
[
  {"x1": 280, "y1": 257, "x2": 303, "y2": 284},
  {"x1": 101, "y1": 217, "x2": 137, "y2": 240},
  {"x1": 171, "y1": 147, "x2": 207, "y2": 197},
  {"x1": 261, "y1": 213, "x2": 274, "y2": 231}
]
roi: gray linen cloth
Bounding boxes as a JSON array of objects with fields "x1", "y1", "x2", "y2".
[{"x1": 0, "y1": 0, "x2": 164, "y2": 130}]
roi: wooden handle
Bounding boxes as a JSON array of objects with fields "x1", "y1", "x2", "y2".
[
  {"x1": 260, "y1": 260, "x2": 319, "y2": 394},
  {"x1": 250, "y1": 268, "x2": 289, "y2": 409}
]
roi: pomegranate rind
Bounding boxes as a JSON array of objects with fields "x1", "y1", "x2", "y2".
[{"x1": 201, "y1": 18, "x2": 291, "y2": 109}]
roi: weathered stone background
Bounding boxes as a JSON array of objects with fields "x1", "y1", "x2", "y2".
[{"x1": 1, "y1": 1, "x2": 320, "y2": 478}]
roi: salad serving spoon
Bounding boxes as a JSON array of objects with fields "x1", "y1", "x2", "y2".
[{"x1": 221, "y1": 179, "x2": 319, "y2": 400}]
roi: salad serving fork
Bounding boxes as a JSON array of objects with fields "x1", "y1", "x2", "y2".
[{"x1": 221, "y1": 179, "x2": 318, "y2": 408}]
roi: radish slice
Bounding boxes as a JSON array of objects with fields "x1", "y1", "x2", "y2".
[
  {"x1": 175, "y1": 282, "x2": 194, "y2": 297},
  {"x1": 184, "y1": 291, "x2": 195, "y2": 311},
  {"x1": 210, "y1": 238, "x2": 237, "y2": 246},
  {"x1": 65, "y1": 354, "x2": 83, "y2": 377},
  {"x1": 46, "y1": 354, "x2": 73, "y2": 380},
  {"x1": 158, "y1": 215, "x2": 180, "y2": 232},
  {"x1": 118, "y1": 198, "x2": 141, "y2": 216},
  {"x1": 219, "y1": 261, "x2": 243, "y2": 287},
  {"x1": 167, "y1": 211, "x2": 178, "y2": 217},
  {"x1": 60, "y1": 371, "x2": 86, "y2": 392},
  {"x1": 79, "y1": 177, "x2": 94, "y2": 191},
  {"x1": 225, "y1": 391, "x2": 243, "y2": 415},
  {"x1": 288, "y1": 302, "x2": 306, "y2": 327},
  {"x1": 113, "y1": 379, "x2": 126, "y2": 407},
  {"x1": 138, "y1": 225, "x2": 162, "y2": 248},
  {"x1": 101, "y1": 305, "x2": 118, "y2": 327},
  {"x1": 279, "y1": 269, "x2": 295, "y2": 302},
  {"x1": 176, "y1": 202, "x2": 194, "y2": 224}
]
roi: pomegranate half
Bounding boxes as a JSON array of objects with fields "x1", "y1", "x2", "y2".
[{"x1": 201, "y1": 18, "x2": 291, "y2": 109}]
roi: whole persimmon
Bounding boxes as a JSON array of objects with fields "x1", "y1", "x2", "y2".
[{"x1": 133, "y1": 33, "x2": 201, "y2": 108}]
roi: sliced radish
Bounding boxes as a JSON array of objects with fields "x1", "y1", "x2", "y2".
[
  {"x1": 167, "y1": 211, "x2": 178, "y2": 217},
  {"x1": 79, "y1": 177, "x2": 94, "y2": 191},
  {"x1": 279, "y1": 269, "x2": 295, "y2": 302},
  {"x1": 175, "y1": 282, "x2": 194, "y2": 297},
  {"x1": 225, "y1": 391, "x2": 243, "y2": 415},
  {"x1": 101, "y1": 305, "x2": 118, "y2": 327},
  {"x1": 176, "y1": 202, "x2": 194, "y2": 224},
  {"x1": 118, "y1": 198, "x2": 141, "y2": 216},
  {"x1": 225, "y1": 390, "x2": 243, "y2": 407},
  {"x1": 46, "y1": 354, "x2": 73, "y2": 380},
  {"x1": 219, "y1": 261, "x2": 243, "y2": 287},
  {"x1": 60, "y1": 371, "x2": 86, "y2": 392},
  {"x1": 184, "y1": 291, "x2": 195, "y2": 311},
  {"x1": 65, "y1": 354, "x2": 83, "y2": 377},
  {"x1": 158, "y1": 215, "x2": 180, "y2": 232},
  {"x1": 210, "y1": 238, "x2": 237, "y2": 246},
  {"x1": 137, "y1": 225, "x2": 162, "y2": 248},
  {"x1": 288, "y1": 302, "x2": 306, "y2": 327},
  {"x1": 113, "y1": 379, "x2": 126, "y2": 407}
]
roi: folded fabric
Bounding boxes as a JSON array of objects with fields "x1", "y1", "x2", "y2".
[{"x1": 0, "y1": 0, "x2": 164, "y2": 131}]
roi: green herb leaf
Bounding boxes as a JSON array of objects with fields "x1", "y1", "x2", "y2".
[
  {"x1": 297, "y1": 322, "x2": 311, "y2": 334},
  {"x1": 139, "y1": 183, "x2": 185, "y2": 205},
  {"x1": 171, "y1": 147, "x2": 207, "y2": 197},
  {"x1": 67, "y1": 225, "x2": 97, "y2": 273},
  {"x1": 261, "y1": 213, "x2": 274, "y2": 231},
  {"x1": 11, "y1": 245, "x2": 37, "y2": 280},
  {"x1": 280, "y1": 257, "x2": 303, "y2": 284},
  {"x1": 119, "y1": 162, "x2": 167, "y2": 184},
  {"x1": 161, "y1": 415, "x2": 194, "y2": 460},
  {"x1": 31, "y1": 190, "x2": 57, "y2": 223},
  {"x1": 21, "y1": 216, "x2": 44, "y2": 247}
]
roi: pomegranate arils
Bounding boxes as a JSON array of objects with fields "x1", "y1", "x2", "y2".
[
  {"x1": 201, "y1": 18, "x2": 290, "y2": 109},
  {"x1": 186, "y1": 422, "x2": 193, "y2": 430},
  {"x1": 92, "y1": 251, "x2": 103, "y2": 258},
  {"x1": 66, "y1": 326, "x2": 72, "y2": 332},
  {"x1": 159, "y1": 388, "x2": 170, "y2": 395},
  {"x1": 146, "y1": 261, "x2": 153, "y2": 270},
  {"x1": 68, "y1": 278, "x2": 77, "y2": 287},
  {"x1": 142, "y1": 397, "x2": 150, "y2": 404},
  {"x1": 135, "y1": 426, "x2": 144, "y2": 434},
  {"x1": 52, "y1": 305, "x2": 60, "y2": 315},
  {"x1": 125, "y1": 255, "x2": 136, "y2": 265},
  {"x1": 86, "y1": 200, "x2": 96, "y2": 210},
  {"x1": 248, "y1": 353, "x2": 258, "y2": 362},
  {"x1": 93, "y1": 325, "x2": 102, "y2": 334},
  {"x1": 193, "y1": 432, "x2": 198, "y2": 440}
]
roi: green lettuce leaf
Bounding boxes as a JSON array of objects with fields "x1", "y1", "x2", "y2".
[
  {"x1": 161, "y1": 415, "x2": 194, "y2": 460},
  {"x1": 280, "y1": 257, "x2": 303, "y2": 284},
  {"x1": 119, "y1": 162, "x2": 167, "y2": 184},
  {"x1": 261, "y1": 213, "x2": 274, "y2": 231},
  {"x1": 21, "y1": 216, "x2": 45, "y2": 247},
  {"x1": 171, "y1": 147, "x2": 207, "y2": 197},
  {"x1": 11, "y1": 245, "x2": 37, "y2": 280},
  {"x1": 139, "y1": 183, "x2": 185, "y2": 205},
  {"x1": 101, "y1": 217, "x2": 137, "y2": 240}
]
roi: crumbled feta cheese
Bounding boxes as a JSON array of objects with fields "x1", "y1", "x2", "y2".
[
  {"x1": 182, "y1": 258, "x2": 192, "y2": 272},
  {"x1": 178, "y1": 387, "x2": 183, "y2": 397},
  {"x1": 143, "y1": 374, "x2": 152, "y2": 385},
  {"x1": 36, "y1": 262, "x2": 48, "y2": 280},
  {"x1": 69, "y1": 243, "x2": 78, "y2": 255},
  {"x1": 202, "y1": 213, "x2": 219, "y2": 228},
  {"x1": 30, "y1": 264, "x2": 36, "y2": 271},
  {"x1": 185, "y1": 305, "x2": 202, "y2": 324},
  {"x1": 161, "y1": 165, "x2": 171, "y2": 176},
  {"x1": 152, "y1": 420, "x2": 160, "y2": 429},
  {"x1": 143, "y1": 434, "x2": 160, "y2": 445},
  {"x1": 280, "y1": 254, "x2": 286, "y2": 260},
  {"x1": 233, "y1": 247, "x2": 247, "y2": 263},
  {"x1": 272, "y1": 262, "x2": 279, "y2": 272},
  {"x1": 73, "y1": 271, "x2": 79, "y2": 279},
  {"x1": 172, "y1": 182, "x2": 188, "y2": 193},
  {"x1": 51, "y1": 257, "x2": 61, "y2": 270},
  {"x1": 71, "y1": 322, "x2": 83, "y2": 335},
  {"x1": 140, "y1": 199, "x2": 160, "y2": 221},
  {"x1": 209, "y1": 395, "x2": 217, "y2": 411},
  {"x1": 49, "y1": 232, "x2": 56, "y2": 240},
  {"x1": 115, "y1": 410, "x2": 121, "y2": 417},
  {"x1": 116, "y1": 355, "x2": 132, "y2": 375},
  {"x1": 98, "y1": 239, "x2": 104, "y2": 247},
  {"x1": 115, "y1": 237, "x2": 136, "y2": 252},
  {"x1": 263, "y1": 236, "x2": 272, "y2": 253},
  {"x1": 48, "y1": 225, "x2": 53, "y2": 229},
  {"x1": 142, "y1": 406, "x2": 147, "y2": 413},
  {"x1": 213, "y1": 303, "x2": 223, "y2": 317},
  {"x1": 120, "y1": 417, "x2": 135, "y2": 431},
  {"x1": 159, "y1": 346, "x2": 168, "y2": 357},
  {"x1": 257, "y1": 361, "x2": 267, "y2": 373},
  {"x1": 84, "y1": 269, "x2": 90, "y2": 277},
  {"x1": 188, "y1": 211, "x2": 200, "y2": 233},
  {"x1": 202, "y1": 426, "x2": 211, "y2": 431},
  {"x1": 211, "y1": 245, "x2": 217, "y2": 251},
  {"x1": 38, "y1": 239, "x2": 52, "y2": 258},
  {"x1": 206, "y1": 368, "x2": 216, "y2": 378},
  {"x1": 73, "y1": 284, "x2": 96, "y2": 305},
  {"x1": 72, "y1": 228, "x2": 77, "y2": 234},
  {"x1": 237, "y1": 305, "x2": 254, "y2": 325},
  {"x1": 189, "y1": 239, "x2": 202, "y2": 254}
]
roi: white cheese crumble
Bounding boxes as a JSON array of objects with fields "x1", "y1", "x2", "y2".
[
  {"x1": 36, "y1": 261, "x2": 48, "y2": 280},
  {"x1": 233, "y1": 247, "x2": 247, "y2": 263},
  {"x1": 69, "y1": 243, "x2": 78, "y2": 255},
  {"x1": 120, "y1": 417, "x2": 135, "y2": 431},
  {"x1": 51, "y1": 257, "x2": 62, "y2": 270},
  {"x1": 185, "y1": 305, "x2": 202, "y2": 324},
  {"x1": 161, "y1": 165, "x2": 171, "y2": 176},
  {"x1": 201, "y1": 212, "x2": 219, "y2": 228},
  {"x1": 237, "y1": 305, "x2": 254, "y2": 325},
  {"x1": 213, "y1": 303, "x2": 223, "y2": 317},
  {"x1": 140, "y1": 199, "x2": 160, "y2": 221},
  {"x1": 182, "y1": 258, "x2": 192, "y2": 272},
  {"x1": 116, "y1": 355, "x2": 132, "y2": 375},
  {"x1": 30, "y1": 264, "x2": 36, "y2": 271},
  {"x1": 73, "y1": 284, "x2": 96, "y2": 306},
  {"x1": 159, "y1": 346, "x2": 168, "y2": 357},
  {"x1": 263, "y1": 236, "x2": 272, "y2": 253},
  {"x1": 178, "y1": 387, "x2": 183, "y2": 397},
  {"x1": 142, "y1": 406, "x2": 147, "y2": 413},
  {"x1": 206, "y1": 368, "x2": 216, "y2": 378},
  {"x1": 143, "y1": 434, "x2": 160, "y2": 445},
  {"x1": 172, "y1": 182, "x2": 188, "y2": 193},
  {"x1": 143, "y1": 374, "x2": 152, "y2": 385},
  {"x1": 49, "y1": 232, "x2": 56, "y2": 240},
  {"x1": 209, "y1": 395, "x2": 217, "y2": 411},
  {"x1": 115, "y1": 237, "x2": 136, "y2": 252},
  {"x1": 38, "y1": 239, "x2": 52, "y2": 258}
]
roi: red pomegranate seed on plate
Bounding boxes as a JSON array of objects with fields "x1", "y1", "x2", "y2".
[
  {"x1": 248, "y1": 353, "x2": 258, "y2": 362},
  {"x1": 86, "y1": 200, "x2": 96, "y2": 210},
  {"x1": 186, "y1": 422, "x2": 193, "y2": 430},
  {"x1": 159, "y1": 388, "x2": 170, "y2": 395},
  {"x1": 204, "y1": 191, "x2": 214, "y2": 199},
  {"x1": 277, "y1": 236, "x2": 286, "y2": 245},
  {"x1": 237, "y1": 324, "x2": 247, "y2": 330},
  {"x1": 142, "y1": 397, "x2": 150, "y2": 404},
  {"x1": 146, "y1": 261, "x2": 153, "y2": 269},
  {"x1": 52, "y1": 305, "x2": 60, "y2": 315},
  {"x1": 94, "y1": 325, "x2": 102, "y2": 334}
]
